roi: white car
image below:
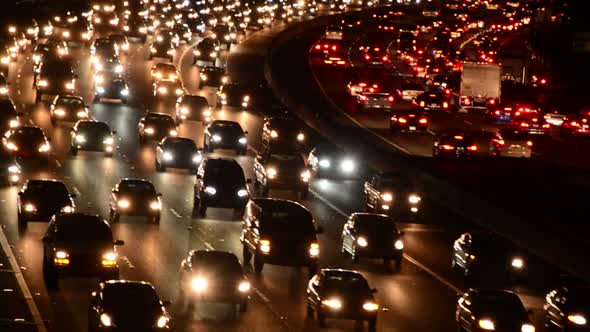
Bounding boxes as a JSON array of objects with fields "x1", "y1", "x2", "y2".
[
  {"x1": 324, "y1": 25, "x2": 343, "y2": 40},
  {"x1": 398, "y1": 83, "x2": 424, "y2": 101},
  {"x1": 489, "y1": 129, "x2": 532, "y2": 158}
]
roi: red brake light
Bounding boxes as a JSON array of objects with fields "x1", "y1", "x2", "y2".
[
  {"x1": 542, "y1": 123, "x2": 550, "y2": 128},
  {"x1": 526, "y1": 140, "x2": 533, "y2": 146},
  {"x1": 454, "y1": 135, "x2": 463, "y2": 140},
  {"x1": 520, "y1": 122, "x2": 529, "y2": 127},
  {"x1": 388, "y1": 96, "x2": 394, "y2": 102},
  {"x1": 398, "y1": 118, "x2": 407, "y2": 123},
  {"x1": 359, "y1": 95, "x2": 367, "y2": 101},
  {"x1": 497, "y1": 139, "x2": 505, "y2": 145},
  {"x1": 324, "y1": 44, "x2": 329, "y2": 48},
  {"x1": 315, "y1": 44, "x2": 321, "y2": 50},
  {"x1": 364, "y1": 55, "x2": 370, "y2": 60},
  {"x1": 374, "y1": 47, "x2": 380, "y2": 51},
  {"x1": 420, "y1": 101, "x2": 425, "y2": 107},
  {"x1": 442, "y1": 144, "x2": 454, "y2": 150},
  {"x1": 382, "y1": 55, "x2": 388, "y2": 61},
  {"x1": 489, "y1": 99, "x2": 496, "y2": 105},
  {"x1": 359, "y1": 82, "x2": 367, "y2": 87},
  {"x1": 532, "y1": 118, "x2": 538, "y2": 122},
  {"x1": 419, "y1": 118, "x2": 428, "y2": 124},
  {"x1": 494, "y1": 110, "x2": 500, "y2": 115},
  {"x1": 443, "y1": 101, "x2": 449, "y2": 108},
  {"x1": 332, "y1": 45, "x2": 337, "y2": 51},
  {"x1": 467, "y1": 145, "x2": 477, "y2": 151}
]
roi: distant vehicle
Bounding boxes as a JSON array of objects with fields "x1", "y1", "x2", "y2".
[
  {"x1": 489, "y1": 128, "x2": 533, "y2": 158},
  {"x1": 203, "y1": 120, "x2": 248, "y2": 154},
  {"x1": 0, "y1": 151, "x2": 20, "y2": 185},
  {"x1": 458, "y1": 62, "x2": 501, "y2": 112},
  {"x1": 109, "y1": 179, "x2": 162, "y2": 223},
  {"x1": 432, "y1": 130, "x2": 478, "y2": 159},
  {"x1": 561, "y1": 111, "x2": 590, "y2": 136},
  {"x1": 155, "y1": 137, "x2": 201, "y2": 172},
  {"x1": 0, "y1": 99, "x2": 23, "y2": 135},
  {"x1": 398, "y1": 82, "x2": 424, "y2": 101},
  {"x1": 544, "y1": 285, "x2": 590, "y2": 331},
  {"x1": 307, "y1": 143, "x2": 357, "y2": 178},
  {"x1": 193, "y1": 38, "x2": 219, "y2": 66},
  {"x1": 510, "y1": 113, "x2": 551, "y2": 135},
  {"x1": 415, "y1": 91, "x2": 450, "y2": 111},
  {"x1": 153, "y1": 80, "x2": 184, "y2": 99},
  {"x1": 324, "y1": 25, "x2": 343, "y2": 40},
  {"x1": 253, "y1": 146, "x2": 310, "y2": 198},
  {"x1": 389, "y1": 108, "x2": 429, "y2": 132},
  {"x1": 49, "y1": 95, "x2": 89, "y2": 125},
  {"x1": 138, "y1": 112, "x2": 178, "y2": 143},
  {"x1": 216, "y1": 83, "x2": 251, "y2": 109},
  {"x1": 17, "y1": 179, "x2": 75, "y2": 226},
  {"x1": 261, "y1": 116, "x2": 306, "y2": 147},
  {"x1": 34, "y1": 58, "x2": 76, "y2": 103},
  {"x1": 198, "y1": 66, "x2": 228, "y2": 89},
  {"x1": 175, "y1": 95, "x2": 211, "y2": 123},
  {"x1": 4, "y1": 126, "x2": 51, "y2": 164},
  {"x1": 70, "y1": 120, "x2": 116, "y2": 157},
  {"x1": 364, "y1": 171, "x2": 422, "y2": 216}
]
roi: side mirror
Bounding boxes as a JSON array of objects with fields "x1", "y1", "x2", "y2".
[
  {"x1": 246, "y1": 179, "x2": 252, "y2": 184},
  {"x1": 111, "y1": 130, "x2": 117, "y2": 134},
  {"x1": 162, "y1": 300, "x2": 172, "y2": 307},
  {"x1": 316, "y1": 226, "x2": 324, "y2": 234},
  {"x1": 157, "y1": 193, "x2": 162, "y2": 197},
  {"x1": 114, "y1": 240, "x2": 125, "y2": 246},
  {"x1": 371, "y1": 288, "x2": 378, "y2": 294},
  {"x1": 70, "y1": 193, "x2": 77, "y2": 198}
]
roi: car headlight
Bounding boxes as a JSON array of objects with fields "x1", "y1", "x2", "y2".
[
  {"x1": 38, "y1": 143, "x2": 50, "y2": 152},
  {"x1": 297, "y1": 133, "x2": 305, "y2": 141},
  {"x1": 121, "y1": 89, "x2": 129, "y2": 96},
  {"x1": 77, "y1": 111, "x2": 88, "y2": 118},
  {"x1": 54, "y1": 109, "x2": 66, "y2": 116},
  {"x1": 209, "y1": 51, "x2": 217, "y2": 58},
  {"x1": 340, "y1": 159, "x2": 355, "y2": 172},
  {"x1": 8, "y1": 165, "x2": 19, "y2": 173},
  {"x1": 175, "y1": 88, "x2": 183, "y2": 95},
  {"x1": 180, "y1": 107, "x2": 190, "y2": 115},
  {"x1": 322, "y1": 298, "x2": 342, "y2": 310},
  {"x1": 521, "y1": 323, "x2": 535, "y2": 332},
  {"x1": 239, "y1": 137, "x2": 247, "y2": 144},
  {"x1": 319, "y1": 159, "x2": 330, "y2": 168},
  {"x1": 100, "y1": 313, "x2": 112, "y2": 327},
  {"x1": 203, "y1": 109, "x2": 212, "y2": 117},
  {"x1": 6, "y1": 142, "x2": 18, "y2": 151},
  {"x1": 156, "y1": 315, "x2": 168, "y2": 328},
  {"x1": 205, "y1": 186, "x2": 216, "y2": 195},
  {"x1": 394, "y1": 239, "x2": 404, "y2": 250},
  {"x1": 357, "y1": 237, "x2": 368, "y2": 247},
  {"x1": 118, "y1": 199, "x2": 130, "y2": 208},
  {"x1": 163, "y1": 152, "x2": 173, "y2": 161},
  {"x1": 511, "y1": 257, "x2": 524, "y2": 269},
  {"x1": 103, "y1": 137, "x2": 114, "y2": 145},
  {"x1": 76, "y1": 134, "x2": 86, "y2": 143},
  {"x1": 114, "y1": 65, "x2": 123, "y2": 73},
  {"x1": 478, "y1": 318, "x2": 495, "y2": 330},
  {"x1": 270, "y1": 130, "x2": 278, "y2": 138},
  {"x1": 169, "y1": 129, "x2": 178, "y2": 136},
  {"x1": 61, "y1": 205, "x2": 74, "y2": 213},
  {"x1": 237, "y1": 189, "x2": 248, "y2": 197},
  {"x1": 102, "y1": 251, "x2": 118, "y2": 266},
  {"x1": 238, "y1": 280, "x2": 250, "y2": 292},
  {"x1": 222, "y1": 76, "x2": 229, "y2": 83},
  {"x1": 259, "y1": 239, "x2": 271, "y2": 253},
  {"x1": 243, "y1": 95, "x2": 250, "y2": 102},
  {"x1": 95, "y1": 63, "x2": 103, "y2": 71},
  {"x1": 194, "y1": 49, "x2": 201, "y2": 56},
  {"x1": 95, "y1": 75, "x2": 104, "y2": 84},
  {"x1": 38, "y1": 79, "x2": 48, "y2": 87},
  {"x1": 267, "y1": 167, "x2": 277, "y2": 178},
  {"x1": 193, "y1": 154, "x2": 202, "y2": 163},
  {"x1": 9, "y1": 119, "x2": 19, "y2": 128},
  {"x1": 408, "y1": 194, "x2": 421, "y2": 204},
  {"x1": 212, "y1": 134, "x2": 222, "y2": 142},
  {"x1": 0, "y1": 87, "x2": 8, "y2": 95},
  {"x1": 382, "y1": 193, "x2": 393, "y2": 202},
  {"x1": 158, "y1": 87, "x2": 168, "y2": 94},
  {"x1": 150, "y1": 200, "x2": 161, "y2": 210},
  {"x1": 568, "y1": 314, "x2": 587, "y2": 325},
  {"x1": 309, "y1": 242, "x2": 320, "y2": 257},
  {"x1": 24, "y1": 203, "x2": 36, "y2": 212},
  {"x1": 191, "y1": 277, "x2": 207, "y2": 292},
  {"x1": 144, "y1": 127, "x2": 155, "y2": 134},
  {"x1": 362, "y1": 302, "x2": 379, "y2": 311}
]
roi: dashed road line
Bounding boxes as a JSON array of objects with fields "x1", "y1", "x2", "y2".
[
  {"x1": 55, "y1": 160, "x2": 61, "y2": 168},
  {"x1": 169, "y1": 208, "x2": 182, "y2": 219},
  {"x1": 463, "y1": 120, "x2": 472, "y2": 125}
]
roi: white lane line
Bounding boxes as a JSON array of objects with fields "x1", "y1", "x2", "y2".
[
  {"x1": 169, "y1": 208, "x2": 182, "y2": 219},
  {"x1": 463, "y1": 120, "x2": 472, "y2": 125},
  {"x1": 54, "y1": 160, "x2": 61, "y2": 168},
  {"x1": 427, "y1": 130, "x2": 436, "y2": 136},
  {"x1": 254, "y1": 288, "x2": 271, "y2": 303},
  {"x1": 310, "y1": 188, "x2": 462, "y2": 293},
  {"x1": 72, "y1": 187, "x2": 81, "y2": 196},
  {"x1": 0, "y1": 227, "x2": 47, "y2": 332},
  {"x1": 120, "y1": 256, "x2": 135, "y2": 269}
]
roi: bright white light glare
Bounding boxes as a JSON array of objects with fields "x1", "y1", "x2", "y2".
[
  {"x1": 394, "y1": 240, "x2": 404, "y2": 250},
  {"x1": 237, "y1": 189, "x2": 248, "y2": 197},
  {"x1": 340, "y1": 159, "x2": 355, "y2": 172}
]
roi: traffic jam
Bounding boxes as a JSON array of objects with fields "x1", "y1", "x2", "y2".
[{"x1": 0, "y1": 0, "x2": 587, "y2": 332}]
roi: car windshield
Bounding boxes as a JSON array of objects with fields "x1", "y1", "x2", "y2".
[
  {"x1": 499, "y1": 129, "x2": 529, "y2": 140},
  {"x1": 324, "y1": 274, "x2": 369, "y2": 290},
  {"x1": 42, "y1": 63, "x2": 72, "y2": 76},
  {"x1": 211, "y1": 121, "x2": 241, "y2": 132},
  {"x1": 58, "y1": 98, "x2": 83, "y2": 107},
  {"x1": 78, "y1": 123, "x2": 111, "y2": 136},
  {"x1": 182, "y1": 97, "x2": 208, "y2": 108},
  {"x1": 356, "y1": 217, "x2": 397, "y2": 234},
  {"x1": 259, "y1": 208, "x2": 316, "y2": 234},
  {"x1": 164, "y1": 138, "x2": 196, "y2": 150},
  {"x1": 13, "y1": 128, "x2": 44, "y2": 140},
  {"x1": 119, "y1": 181, "x2": 155, "y2": 194},
  {"x1": 380, "y1": 176, "x2": 412, "y2": 189},
  {"x1": 269, "y1": 154, "x2": 304, "y2": 168},
  {"x1": 55, "y1": 223, "x2": 112, "y2": 242},
  {"x1": 204, "y1": 162, "x2": 245, "y2": 183},
  {"x1": 103, "y1": 284, "x2": 161, "y2": 313},
  {"x1": 146, "y1": 114, "x2": 174, "y2": 125},
  {"x1": 192, "y1": 253, "x2": 242, "y2": 275},
  {"x1": 476, "y1": 293, "x2": 525, "y2": 314},
  {"x1": 26, "y1": 181, "x2": 68, "y2": 196}
]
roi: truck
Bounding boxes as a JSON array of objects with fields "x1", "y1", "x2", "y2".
[{"x1": 458, "y1": 62, "x2": 501, "y2": 112}]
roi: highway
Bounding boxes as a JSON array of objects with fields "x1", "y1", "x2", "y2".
[{"x1": 0, "y1": 2, "x2": 583, "y2": 332}]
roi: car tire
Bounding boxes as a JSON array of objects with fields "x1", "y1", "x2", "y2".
[
  {"x1": 262, "y1": 185, "x2": 269, "y2": 197},
  {"x1": 238, "y1": 301, "x2": 248, "y2": 313},
  {"x1": 153, "y1": 215, "x2": 160, "y2": 224},
  {"x1": 253, "y1": 255, "x2": 264, "y2": 274},
  {"x1": 199, "y1": 202, "x2": 207, "y2": 217},
  {"x1": 242, "y1": 244, "x2": 252, "y2": 265},
  {"x1": 43, "y1": 259, "x2": 58, "y2": 290},
  {"x1": 71, "y1": 147, "x2": 78, "y2": 156},
  {"x1": 300, "y1": 187, "x2": 309, "y2": 200},
  {"x1": 17, "y1": 213, "x2": 27, "y2": 227},
  {"x1": 368, "y1": 317, "x2": 377, "y2": 331}
]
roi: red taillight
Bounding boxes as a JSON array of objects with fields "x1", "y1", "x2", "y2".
[
  {"x1": 542, "y1": 123, "x2": 550, "y2": 128},
  {"x1": 467, "y1": 145, "x2": 477, "y2": 151},
  {"x1": 314, "y1": 44, "x2": 321, "y2": 50},
  {"x1": 359, "y1": 95, "x2": 367, "y2": 101},
  {"x1": 382, "y1": 55, "x2": 388, "y2": 61},
  {"x1": 368, "y1": 88, "x2": 375, "y2": 92},
  {"x1": 364, "y1": 55, "x2": 370, "y2": 60},
  {"x1": 419, "y1": 118, "x2": 428, "y2": 124},
  {"x1": 489, "y1": 99, "x2": 496, "y2": 105},
  {"x1": 388, "y1": 96, "x2": 395, "y2": 102},
  {"x1": 526, "y1": 140, "x2": 533, "y2": 146},
  {"x1": 494, "y1": 110, "x2": 500, "y2": 115},
  {"x1": 420, "y1": 101, "x2": 425, "y2": 107},
  {"x1": 374, "y1": 47, "x2": 380, "y2": 51},
  {"x1": 324, "y1": 44, "x2": 329, "y2": 48},
  {"x1": 398, "y1": 117, "x2": 407, "y2": 123},
  {"x1": 497, "y1": 139, "x2": 505, "y2": 145},
  {"x1": 520, "y1": 122, "x2": 529, "y2": 127},
  {"x1": 540, "y1": 78, "x2": 546, "y2": 85},
  {"x1": 443, "y1": 101, "x2": 449, "y2": 109},
  {"x1": 571, "y1": 121, "x2": 580, "y2": 127},
  {"x1": 442, "y1": 144, "x2": 454, "y2": 150},
  {"x1": 532, "y1": 118, "x2": 538, "y2": 122},
  {"x1": 332, "y1": 45, "x2": 337, "y2": 51}
]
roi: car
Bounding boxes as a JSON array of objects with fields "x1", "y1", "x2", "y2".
[
  {"x1": 415, "y1": 91, "x2": 451, "y2": 111},
  {"x1": 109, "y1": 178, "x2": 162, "y2": 223},
  {"x1": 324, "y1": 25, "x2": 344, "y2": 40},
  {"x1": 560, "y1": 111, "x2": 590, "y2": 136},
  {"x1": 359, "y1": 43, "x2": 390, "y2": 67},
  {"x1": 61, "y1": 19, "x2": 93, "y2": 45},
  {"x1": 153, "y1": 80, "x2": 184, "y2": 99},
  {"x1": 432, "y1": 130, "x2": 478, "y2": 159},
  {"x1": 310, "y1": 39, "x2": 342, "y2": 57},
  {"x1": 422, "y1": 6, "x2": 440, "y2": 17},
  {"x1": 341, "y1": 213, "x2": 404, "y2": 269},
  {"x1": 193, "y1": 38, "x2": 219, "y2": 65},
  {"x1": 90, "y1": 38, "x2": 118, "y2": 59},
  {"x1": 4, "y1": 126, "x2": 51, "y2": 163},
  {"x1": 31, "y1": 44, "x2": 52, "y2": 72},
  {"x1": 203, "y1": 120, "x2": 248, "y2": 154},
  {"x1": 543, "y1": 110, "x2": 567, "y2": 127},
  {"x1": 346, "y1": 80, "x2": 382, "y2": 97},
  {"x1": 17, "y1": 179, "x2": 75, "y2": 226},
  {"x1": 94, "y1": 55, "x2": 124, "y2": 75},
  {"x1": 173, "y1": 23, "x2": 192, "y2": 44},
  {"x1": 261, "y1": 116, "x2": 306, "y2": 147},
  {"x1": 44, "y1": 38, "x2": 69, "y2": 58},
  {"x1": 511, "y1": 113, "x2": 551, "y2": 135},
  {"x1": 452, "y1": 230, "x2": 528, "y2": 279},
  {"x1": 193, "y1": 158, "x2": 250, "y2": 216},
  {"x1": 88, "y1": 281, "x2": 171, "y2": 331},
  {"x1": 544, "y1": 285, "x2": 590, "y2": 331},
  {"x1": 34, "y1": 58, "x2": 76, "y2": 103},
  {"x1": 138, "y1": 112, "x2": 178, "y2": 144},
  {"x1": 95, "y1": 75, "x2": 129, "y2": 103},
  {"x1": 70, "y1": 120, "x2": 116, "y2": 156},
  {"x1": 149, "y1": 40, "x2": 175, "y2": 61},
  {"x1": 175, "y1": 95, "x2": 212, "y2": 123},
  {"x1": 253, "y1": 146, "x2": 310, "y2": 198},
  {"x1": 0, "y1": 151, "x2": 20, "y2": 185},
  {"x1": 155, "y1": 137, "x2": 201, "y2": 172},
  {"x1": 150, "y1": 62, "x2": 179, "y2": 82},
  {"x1": 49, "y1": 95, "x2": 89, "y2": 125},
  {"x1": 489, "y1": 128, "x2": 533, "y2": 158},
  {"x1": 242, "y1": 198, "x2": 322, "y2": 274},
  {"x1": 0, "y1": 99, "x2": 22, "y2": 134},
  {"x1": 198, "y1": 66, "x2": 229, "y2": 89},
  {"x1": 216, "y1": 83, "x2": 251, "y2": 109},
  {"x1": 42, "y1": 213, "x2": 124, "y2": 288},
  {"x1": 456, "y1": 289, "x2": 534, "y2": 332},
  {"x1": 398, "y1": 82, "x2": 424, "y2": 101},
  {"x1": 108, "y1": 34, "x2": 130, "y2": 54},
  {"x1": 364, "y1": 172, "x2": 422, "y2": 215},
  {"x1": 211, "y1": 24, "x2": 237, "y2": 48},
  {"x1": 123, "y1": 17, "x2": 149, "y2": 42},
  {"x1": 154, "y1": 29, "x2": 180, "y2": 47},
  {"x1": 389, "y1": 109, "x2": 429, "y2": 132},
  {"x1": 322, "y1": 52, "x2": 347, "y2": 66},
  {"x1": 341, "y1": 14, "x2": 362, "y2": 30},
  {"x1": 307, "y1": 143, "x2": 357, "y2": 178},
  {"x1": 355, "y1": 89, "x2": 396, "y2": 112},
  {"x1": 484, "y1": 103, "x2": 536, "y2": 123},
  {"x1": 307, "y1": 269, "x2": 379, "y2": 330},
  {"x1": 178, "y1": 250, "x2": 250, "y2": 311}
]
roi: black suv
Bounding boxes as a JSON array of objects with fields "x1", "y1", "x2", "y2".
[
  {"x1": 35, "y1": 58, "x2": 76, "y2": 103},
  {"x1": 198, "y1": 66, "x2": 228, "y2": 89},
  {"x1": 155, "y1": 137, "x2": 201, "y2": 172},
  {"x1": 241, "y1": 198, "x2": 323, "y2": 275},
  {"x1": 70, "y1": 120, "x2": 116, "y2": 156},
  {"x1": 193, "y1": 158, "x2": 250, "y2": 217},
  {"x1": 42, "y1": 213, "x2": 124, "y2": 288},
  {"x1": 253, "y1": 146, "x2": 310, "y2": 199},
  {"x1": 203, "y1": 120, "x2": 248, "y2": 155},
  {"x1": 17, "y1": 179, "x2": 76, "y2": 226},
  {"x1": 109, "y1": 179, "x2": 162, "y2": 223}
]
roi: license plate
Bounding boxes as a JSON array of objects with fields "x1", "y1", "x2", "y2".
[
  {"x1": 409, "y1": 126, "x2": 416, "y2": 131},
  {"x1": 429, "y1": 104, "x2": 438, "y2": 108},
  {"x1": 532, "y1": 124, "x2": 539, "y2": 127}
]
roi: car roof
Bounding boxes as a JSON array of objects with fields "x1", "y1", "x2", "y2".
[
  {"x1": 322, "y1": 268, "x2": 363, "y2": 279},
  {"x1": 54, "y1": 213, "x2": 108, "y2": 226}
]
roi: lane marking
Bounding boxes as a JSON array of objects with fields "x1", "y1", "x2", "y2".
[
  {"x1": 463, "y1": 120, "x2": 472, "y2": 125},
  {"x1": 427, "y1": 130, "x2": 436, "y2": 135},
  {"x1": 119, "y1": 256, "x2": 135, "y2": 269},
  {"x1": 54, "y1": 160, "x2": 61, "y2": 168},
  {"x1": 72, "y1": 187, "x2": 81, "y2": 197},
  {"x1": 169, "y1": 208, "x2": 182, "y2": 219},
  {"x1": 309, "y1": 188, "x2": 462, "y2": 293},
  {"x1": 0, "y1": 226, "x2": 47, "y2": 332}
]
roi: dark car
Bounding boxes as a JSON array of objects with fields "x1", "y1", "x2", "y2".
[
  {"x1": 109, "y1": 179, "x2": 162, "y2": 223},
  {"x1": 198, "y1": 66, "x2": 228, "y2": 89},
  {"x1": 123, "y1": 17, "x2": 149, "y2": 42},
  {"x1": 193, "y1": 158, "x2": 249, "y2": 216},
  {"x1": 94, "y1": 55, "x2": 124, "y2": 75},
  {"x1": 307, "y1": 269, "x2": 379, "y2": 330},
  {"x1": 49, "y1": 95, "x2": 89, "y2": 125},
  {"x1": 203, "y1": 120, "x2": 248, "y2": 154},
  {"x1": 42, "y1": 214, "x2": 124, "y2": 288},
  {"x1": 88, "y1": 281, "x2": 171, "y2": 331},
  {"x1": 193, "y1": 38, "x2": 219, "y2": 65},
  {"x1": 149, "y1": 40, "x2": 175, "y2": 61},
  {"x1": 432, "y1": 130, "x2": 478, "y2": 159},
  {"x1": 261, "y1": 116, "x2": 306, "y2": 147},
  {"x1": 253, "y1": 147, "x2": 310, "y2": 198},
  {"x1": 241, "y1": 198, "x2": 322, "y2": 274},
  {"x1": 510, "y1": 113, "x2": 551, "y2": 135},
  {"x1": 415, "y1": 91, "x2": 451, "y2": 111},
  {"x1": 0, "y1": 151, "x2": 20, "y2": 185},
  {"x1": 0, "y1": 73, "x2": 8, "y2": 97},
  {"x1": 155, "y1": 137, "x2": 201, "y2": 172},
  {"x1": 456, "y1": 289, "x2": 534, "y2": 332},
  {"x1": 307, "y1": 143, "x2": 357, "y2": 178},
  {"x1": 153, "y1": 80, "x2": 184, "y2": 99},
  {"x1": 545, "y1": 285, "x2": 590, "y2": 331},
  {"x1": 138, "y1": 112, "x2": 178, "y2": 144},
  {"x1": 560, "y1": 111, "x2": 590, "y2": 137},
  {"x1": 108, "y1": 34, "x2": 130, "y2": 54},
  {"x1": 35, "y1": 58, "x2": 76, "y2": 103},
  {"x1": 61, "y1": 19, "x2": 93, "y2": 45},
  {"x1": 360, "y1": 43, "x2": 390, "y2": 67},
  {"x1": 389, "y1": 109, "x2": 429, "y2": 132},
  {"x1": 91, "y1": 38, "x2": 118, "y2": 59},
  {"x1": 0, "y1": 98, "x2": 23, "y2": 134},
  {"x1": 216, "y1": 83, "x2": 252, "y2": 109},
  {"x1": 178, "y1": 250, "x2": 250, "y2": 311},
  {"x1": 341, "y1": 213, "x2": 404, "y2": 269},
  {"x1": 363, "y1": 172, "x2": 422, "y2": 216},
  {"x1": 95, "y1": 75, "x2": 129, "y2": 103},
  {"x1": 175, "y1": 95, "x2": 211, "y2": 123},
  {"x1": 17, "y1": 179, "x2": 75, "y2": 226},
  {"x1": 4, "y1": 126, "x2": 51, "y2": 163},
  {"x1": 483, "y1": 103, "x2": 524, "y2": 123},
  {"x1": 70, "y1": 120, "x2": 116, "y2": 156},
  {"x1": 211, "y1": 24, "x2": 236, "y2": 48},
  {"x1": 452, "y1": 231, "x2": 526, "y2": 278}
]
